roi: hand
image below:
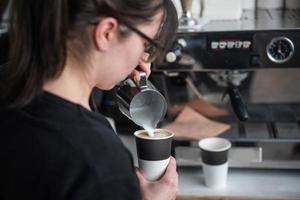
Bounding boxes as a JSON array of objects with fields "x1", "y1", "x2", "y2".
[
  {"x1": 130, "y1": 55, "x2": 151, "y2": 82},
  {"x1": 136, "y1": 157, "x2": 178, "y2": 200}
]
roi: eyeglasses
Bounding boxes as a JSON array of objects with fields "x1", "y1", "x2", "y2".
[{"x1": 117, "y1": 19, "x2": 163, "y2": 63}]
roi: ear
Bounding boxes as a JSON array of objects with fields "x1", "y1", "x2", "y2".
[{"x1": 93, "y1": 17, "x2": 119, "y2": 51}]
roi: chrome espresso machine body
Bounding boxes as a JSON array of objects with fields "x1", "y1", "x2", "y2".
[{"x1": 152, "y1": 9, "x2": 300, "y2": 169}]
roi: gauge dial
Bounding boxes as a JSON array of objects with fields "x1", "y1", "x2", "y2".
[{"x1": 266, "y1": 37, "x2": 294, "y2": 64}]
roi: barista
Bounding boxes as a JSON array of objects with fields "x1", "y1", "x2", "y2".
[{"x1": 0, "y1": 0, "x2": 178, "y2": 199}]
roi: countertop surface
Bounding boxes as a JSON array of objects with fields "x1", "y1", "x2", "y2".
[{"x1": 177, "y1": 167, "x2": 300, "y2": 199}]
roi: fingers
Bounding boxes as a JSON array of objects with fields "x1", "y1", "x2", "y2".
[
  {"x1": 138, "y1": 61, "x2": 151, "y2": 78},
  {"x1": 164, "y1": 157, "x2": 177, "y2": 176},
  {"x1": 160, "y1": 157, "x2": 178, "y2": 196},
  {"x1": 130, "y1": 61, "x2": 151, "y2": 82},
  {"x1": 130, "y1": 69, "x2": 140, "y2": 82},
  {"x1": 135, "y1": 167, "x2": 147, "y2": 187},
  {"x1": 160, "y1": 157, "x2": 178, "y2": 184}
]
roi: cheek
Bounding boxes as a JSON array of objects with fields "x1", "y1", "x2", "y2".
[
  {"x1": 98, "y1": 38, "x2": 144, "y2": 89},
  {"x1": 123, "y1": 42, "x2": 144, "y2": 71}
]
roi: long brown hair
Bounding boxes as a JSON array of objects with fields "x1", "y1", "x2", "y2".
[{"x1": 0, "y1": 0, "x2": 178, "y2": 108}]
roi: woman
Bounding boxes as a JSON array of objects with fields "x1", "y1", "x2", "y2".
[{"x1": 0, "y1": 0, "x2": 178, "y2": 199}]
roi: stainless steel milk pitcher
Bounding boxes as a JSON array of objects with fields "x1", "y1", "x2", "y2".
[{"x1": 116, "y1": 72, "x2": 167, "y2": 129}]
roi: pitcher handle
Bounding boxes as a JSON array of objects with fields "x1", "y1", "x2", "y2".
[{"x1": 138, "y1": 71, "x2": 148, "y2": 89}]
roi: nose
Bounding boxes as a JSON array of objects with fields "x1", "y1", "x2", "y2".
[{"x1": 141, "y1": 53, "x2": 150, "y2": 63}]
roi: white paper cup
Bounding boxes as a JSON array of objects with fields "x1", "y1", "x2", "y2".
[
  {"x1": 134, "y1": 129, "x2": 174, "y2": 181},
  {"x1": 257, "y1": 0, "x2": 284, "y2": 9},
  {"x1": 198, "y1": 137, "x2": 231, "y2": 189}
]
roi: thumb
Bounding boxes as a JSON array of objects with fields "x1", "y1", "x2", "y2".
[
  {"x1": 135, "y1": 167, "x2": 147, "y2": 186},
  {"x1": 162, "y1": 157, "x2": 177, "y2": 179},
  {"x1": 130, "y1": 69, "x2": 140, "y2": 82}
]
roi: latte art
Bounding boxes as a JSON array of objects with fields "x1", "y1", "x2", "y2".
[{"x1": 137, "y1": 130, "x2": 172, "y2": 139}]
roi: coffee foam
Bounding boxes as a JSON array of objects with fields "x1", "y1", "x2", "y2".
[{"x1": 135, "y1": 129, "x2": 173, "y2": 140}]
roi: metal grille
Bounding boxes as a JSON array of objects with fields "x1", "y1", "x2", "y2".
[{"x1": 220, "y1": 104, "x2": 300, "y2": 140}]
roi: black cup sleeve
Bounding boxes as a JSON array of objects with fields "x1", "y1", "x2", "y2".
[
  {"x1": 136, "y1": 137, "x2": 172, "y2": 161},
  {"x1": 201, "y1": 149, "x2": 229, "y2": 165}
]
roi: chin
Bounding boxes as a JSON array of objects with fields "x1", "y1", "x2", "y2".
[{"x1": 95, "y1": 83, "x2": 116, "y2": 91}]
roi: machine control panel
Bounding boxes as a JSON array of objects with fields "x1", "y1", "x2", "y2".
[
  {"x1": 154, "y1": 30, "x2": 300, "y2": 71},
  {"x1": 266, "y1": 36, "x2": 295, "y2": 64}
]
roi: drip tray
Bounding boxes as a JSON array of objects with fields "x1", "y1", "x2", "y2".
[
  {"x1": 219, "y1": 104, "x2": 300, "y2": 140},
  {"x1": 275, "y1": 122, "x2": 300, "y2": 139},
  {"x1": 175, "y1": 143, "x2": 300, "y2": 169}
]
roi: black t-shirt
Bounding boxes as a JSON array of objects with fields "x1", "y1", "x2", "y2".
[{"x1": 0, "y1": 92, "x2": 141, "y2": 200}]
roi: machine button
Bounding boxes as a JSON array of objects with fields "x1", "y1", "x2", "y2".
[
  {"x1": 250, "y1": 55, "x2": 260, "y2": 66},
  {"x1": 166, "y1": 52, "x2": 177, "y2": 63}
]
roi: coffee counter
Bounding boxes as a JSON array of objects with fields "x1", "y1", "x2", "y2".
[
  {"x1": 177, "y1": 167, "x2": 300, "y2": 199},
  {"x1": 120, "y1": 135, "x2": 300, "y2": 199}
]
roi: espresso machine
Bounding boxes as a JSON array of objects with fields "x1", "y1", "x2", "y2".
[{"x1": 151, "y1": 0, "x2": 300, "y2": 169}]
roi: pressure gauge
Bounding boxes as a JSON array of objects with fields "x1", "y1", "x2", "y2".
[{"x1": 266, "y1": 37, "x2": 294, "y2": 64}]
